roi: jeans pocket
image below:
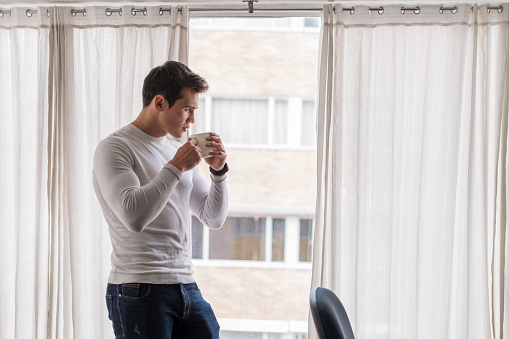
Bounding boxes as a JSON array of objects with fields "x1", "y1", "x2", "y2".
[{"x1": 120, "y1": 283, "x2": 151, "y2": 301}]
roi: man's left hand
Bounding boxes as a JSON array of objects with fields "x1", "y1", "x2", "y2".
[{"x1": 204, "y1": 132, "x2": 227, "y2": 171}]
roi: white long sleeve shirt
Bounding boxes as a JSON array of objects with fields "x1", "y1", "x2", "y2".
[{"x1": 93, "y1": 124, "x2": 228, "y2": 284}]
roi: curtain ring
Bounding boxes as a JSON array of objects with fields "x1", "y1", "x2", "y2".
[
  {"x1": 487, "y1": 5, "x2": 503, "y2": 13},
  {"x1": 369, "y1": 6, "x2": 384, "y2": 15},
  {"x1": 401, "y1": 6, "x2": 420, "y2": 15},
  {"x1": 26, "y1": 9, "x2": 37, "y2": 17},
  {"x1": 342, "y1": 7, "x2": 355, "y2": 15},
  {"x1": 131, "y1": 8, "x2": 147, "y2": 16},
  {"x1": 159, "y1": 7, "x2": 171, "y2": 16},
  {"x1": 0, "y1": 9, "x2": 10, "y2": 17},
  {"x1": 71, "y1": 9, "x2": 86, "y2": 17},
  {"x1": 440, "y1": 6, "x2": 458, "y2": 14},
  {"x1": 105, "y1": 8, "x2": 122, "y2": 16}
]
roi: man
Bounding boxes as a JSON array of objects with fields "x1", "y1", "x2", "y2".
[{"x1": 93, "y1": 61, "x2": 228, "y2": 339}]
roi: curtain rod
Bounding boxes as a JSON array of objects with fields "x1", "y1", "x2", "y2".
[
  {"x1": 0, "y1": 4, "x2": 504, "y2": 18},
  {"x1": 0, "y1": 6, "x2": 323, "y2": 17}
]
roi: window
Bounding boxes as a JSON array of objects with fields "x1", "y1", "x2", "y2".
[
  {"x1": 193, "y1": 96, "x2": 314, "y2": 148},
  {"x1": 189, "y1": 15, "x2": 319, "y2": 339},
  {"x1": 210, "y1": 216, "x2": 266, "y2": 261},
  {"x1": 301, "y1": 100, "x2": 317, "y2": 147},
  {"x1": 190, "y1": 17, "x2": 320, "y2": 32},
  {"x1": 211, "y1": 98, "x2": 269, "y2": 145},
  {"x1": 271, "y1": 218, "x2": 285, "y2": 262},
  {"x1": 299, "y1": 219, "x2": 314, "y2": 262},
  {"x1": 191, "y1": 215, "x2": 313, "y2": 264},
  {"x1": 304, "y1": 17, "x2": 319, "y2": 28}
]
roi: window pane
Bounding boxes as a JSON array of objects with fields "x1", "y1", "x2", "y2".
[
  {"x1": 194, "y1": 98, "x2": 207, "y2": 133},
  {"x1": 191, "y1": 216, "x2": 203, "y2": 259},
  {"x1": 211, "y1": 98, "x2": 268, "y2": 144},
  {"x1": 301, "y1": 100, "x2": 316, "y2": 147},
  {"x1": 299, "y1": 219, "x2": 313, "y2": 262},
  {"x1": 273, "y1": 100, "x2": 288, "y2": 145},
  {"x1": 272, "y1": 218, "x2": 285, "y2": 262},
  {"x1": 304, "y1": 17, "x2": 319, "y2": 27},
  {"x1": 209, "y1": 217, "x2": 266, "y2": 261},
  {"x1": 191, "y1": 17, "x2": 296, "y2": 30}
]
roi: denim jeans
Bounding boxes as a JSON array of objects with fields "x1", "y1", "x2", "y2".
[{"x1": 105, "y1": 282, "x2": 220, "y2": 339}]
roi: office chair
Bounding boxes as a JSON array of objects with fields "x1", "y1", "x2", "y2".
[{"x1": 310, "y1": 287, "x2": 355, "y2": 339}]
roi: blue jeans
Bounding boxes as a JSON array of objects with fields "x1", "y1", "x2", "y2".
[{"x1": 105, "y1": 283, "x2": 220, "y2": 339}]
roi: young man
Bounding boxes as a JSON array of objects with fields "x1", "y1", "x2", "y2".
[{"x1": 93, "y1": 61, "x2": 228, "y2": 339}]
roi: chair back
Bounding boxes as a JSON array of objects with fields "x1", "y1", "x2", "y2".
[{"x1": 310, "y1": 287, "x2": 355, "y2": 339}]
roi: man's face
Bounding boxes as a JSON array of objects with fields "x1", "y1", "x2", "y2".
[{"x1": 159, "y1": 88, "x2": 199, "y2": 139}]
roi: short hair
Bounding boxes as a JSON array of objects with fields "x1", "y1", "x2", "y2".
[{"x1": 142, "y1": 61, "x2": 209, "y2": 109}]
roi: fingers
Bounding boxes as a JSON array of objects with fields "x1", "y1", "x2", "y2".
[
  {"x1": 204, "y1": 154, "x2": 227, "y2": 170},
  {"x1": 201, "y1": 133, "x2": 226, "y2": 170},
  {"x1": 169, "y1": 141, "x2": 202, "y2": 172},
  {"x1": 205, "y1": 135, "x2": 225, "y2": 153},
  {"x1": 207, "y1": 142, "x2": 225, "y2": 153},
  {"x1": 208, "y1": 150, "x2": 227, "y2": 159}
]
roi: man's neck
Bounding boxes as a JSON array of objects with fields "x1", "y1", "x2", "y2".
[{"x1": 131, "y1": 110, "x2": 166, "y2": 138}]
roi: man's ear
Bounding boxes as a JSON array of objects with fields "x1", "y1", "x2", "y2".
[{"x1": 154, "y1": 95, "x2": 165, "y2": 112}]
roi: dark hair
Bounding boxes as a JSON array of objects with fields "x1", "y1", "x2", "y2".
[{"x1": 142, "y1": 61, "x2": 209, "y2": 109}]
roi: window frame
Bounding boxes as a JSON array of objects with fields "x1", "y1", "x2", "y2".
[{"x1": 191, "y1": 213, "x2": 314, "y2": 269}]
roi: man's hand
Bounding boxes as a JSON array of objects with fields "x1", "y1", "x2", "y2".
[
  {"x1": 204, "y1": 132, "x2": 227, "y2": 171},
  {"x1": 168, "y1": 138, "x2": 202, "y2": 172}
]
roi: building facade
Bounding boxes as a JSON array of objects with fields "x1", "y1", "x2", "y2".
[{"x1": 188, "y1": 16, "x2": 320, "y2": 338}]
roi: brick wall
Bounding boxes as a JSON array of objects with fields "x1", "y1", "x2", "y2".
[
  {"x1": 191, "y1": 26, "x2": 319, "y2": 210},
  {"x1": 190, "y1": 29, "x2": 319, "y2": 98},
  {"x1": 198, "y1": 148, "x2": 317, "y2": 208},
  {"x1": 194, "y1": 266, "x2": 313, "y2": 321},
  {"x1": 189, "y1": 22, "x2": 319, "y2": 327}
]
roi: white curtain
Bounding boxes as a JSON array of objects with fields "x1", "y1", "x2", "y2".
[
  {"x1": 311, "y1": 3, "x2": 509, "y2": 339},
  {"x1": 0, "y1": 5, "x2": 189, "y2": 338},
  {"x1": 0, "y1": 8, "x2": 52, "y2": 339}
]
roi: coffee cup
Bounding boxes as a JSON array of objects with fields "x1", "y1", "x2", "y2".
[{"x1": 190, "y1": 132, "x2": 214, "y2": 158}]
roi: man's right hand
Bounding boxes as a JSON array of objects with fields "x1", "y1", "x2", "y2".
[{"x1": 168, "y1": 138, "x2": 202, "y2": 172}]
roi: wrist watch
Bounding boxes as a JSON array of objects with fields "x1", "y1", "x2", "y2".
[{"x1": 210, "y1": 162, "x2": 229, "y2": 176}]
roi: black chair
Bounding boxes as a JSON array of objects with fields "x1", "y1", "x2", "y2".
[{"x1": 310, "y1": 287, "x2": 355, "y2": 339}]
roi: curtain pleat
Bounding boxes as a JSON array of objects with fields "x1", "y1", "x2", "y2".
[
  {"x1": 312, "y1": 4, "x2": 509, "y2": 339},
  {"x1": 0, "y1": 5, "x2": 189, "y2": 338},
  {"x1": 47, "y1": 7, "x2": 70, "y2": 339}
]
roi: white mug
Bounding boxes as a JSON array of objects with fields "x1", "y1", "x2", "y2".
[{"x1": 190, "y1": 132, "x2": 214, "y2": 158}]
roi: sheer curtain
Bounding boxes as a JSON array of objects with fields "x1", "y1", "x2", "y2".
[
  {"x1": 0, "y1": 5, "x2": 189, "y2": 338},
  {"x1": 311, "y1": 3, "x2": 509, "y2": 339},
  {"x1": 0, "y1": 8, "x2": 52, "y2": 339}
]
